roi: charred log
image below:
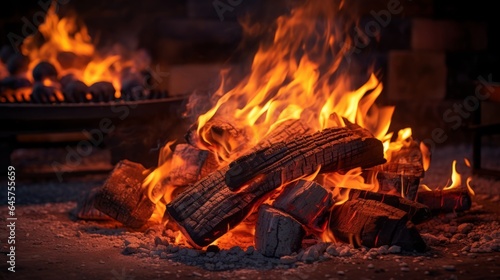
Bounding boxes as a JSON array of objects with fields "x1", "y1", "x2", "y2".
[
  {"x1": 348, "y1": 189, "x2": 432, "y2": 224},
  {"x1": 273, "y1": 180, "x2": 334, "y2": 232},
  {"x1": 89, "y1": 81, "x2": 115, "y2": 102},
  {"x1": 169, "y1": 144, "x2": 209, "y2": 185},
  {"x1": 167, "y1": 126, "x2": 385, "y2": 247},
  {"x1": 199, "y1": 119, "x2": 311, "y2": 179},
  {"x1": 225, "y1": 126, "x2": 386, "y2": 191},
  {"x1": 416, "y1": 188, "x2": 472, "y2": 213},
  {"x1": 329, "y1": 198, "x2": 427, "y2": 252},
  {"x1": 255, "y1": 205, "x2": 305, "y2": 258},
  {"x1": 32, "y1": 61, "x2": 58, "y2": 82},
  {"x1": 361, "y1": 140, "x2": 424, "y2": 201},
  {"x1": 94, "y1": 160, "x2": 155, "y2": 228},
  {"x1": 73, "y1": 188, "x2": 112, "y2": 221}
]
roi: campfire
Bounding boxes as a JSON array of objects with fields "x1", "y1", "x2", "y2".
[
  {"x1": 3, "y1": 0, "x2": 481, "y2": 267},
  {"x1": 74, "y1": 0, "x2": 476, "y2": 258}
]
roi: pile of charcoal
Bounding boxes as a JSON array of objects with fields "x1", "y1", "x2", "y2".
[{"x1": 0, "y1": 45, "x2": 168, "y2": 104}]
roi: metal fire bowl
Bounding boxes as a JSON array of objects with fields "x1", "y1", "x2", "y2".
[{"x1": 0, "y1": 96, "x2": 188, "y2": 137}]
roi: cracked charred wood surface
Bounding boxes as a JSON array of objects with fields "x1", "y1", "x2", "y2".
[
  {"x1": 329, "y1": 198, "x2": 427, "y2": 252},
  {"x1": 348, "y1": 189, "x2": 432, "y2": 224},
  {"x1": 225, "y1": 126, "x2": 386, "y2": 191},
  {"x1": 255, "y1": 205, "x2": 305, "y2": 258},
  {"x1": 273, "y1": 180, "x2": 334, "y2": 233},
  {"x1": 365, "y1": 140, "x2": 424, "y2": 200},
  {"x1": 169, "y1": 144, "x2": 209, "y2": 186},
  {"x1": 167, "y1": 126, "x2": 385, "y2": 248},
  {"x1": 94, "y1": 160, "x2": 155, "y2": 228},
  {"x1": 251, "y1": 119, "x2": 311, "y2": 151},
  {"x1": 416, "y1": 188, "x2": 472, "y2": 213},
  {"x1": 73, "y1": 188, "x2": 112, "y2": 221},
  {"x1": 197, "y1": 119, "x2": 312, "y2": 178}
]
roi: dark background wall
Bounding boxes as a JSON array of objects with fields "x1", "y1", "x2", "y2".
[{"x1": 1, "y1": 0, "x2": 500, "y2": 147}]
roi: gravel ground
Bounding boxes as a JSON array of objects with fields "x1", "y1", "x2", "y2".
[{"x1": 0, "y1": 144, "x2": 499, "y2": 280}]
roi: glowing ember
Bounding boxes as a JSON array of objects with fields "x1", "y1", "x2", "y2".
[
  {"x1": 17, "y1": 3, "x2": 146, "y2": 100},
  {"x1": 443, "y1": 160, "x2": 462, "y2": 190}
]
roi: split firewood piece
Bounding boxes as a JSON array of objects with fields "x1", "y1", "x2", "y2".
[
  {"x1": 73, "y1": 188, "x2": 112, "y2": 221},
  {"x1": 167, "y1": 126, "x2": 384, "y2": 247},
  {"x1": 185, "y1": 118, "x2": 248, "y2": 152},
  {"x1": 198, "y1": 119, "x2": 312, "y2": 178},
  {"x1": 367, "y1": 140, "x2": 424, "y2": 201},
  {"x1": 255, "y1": 204, "x2": 305, "y2": 258},
  {"x1": 94, "y1": 160, "x2": 155, "y2": 228},
  {"x1": 348, "y1": 189, "x2": 432, "y2": 224},
  {"x1": 225, "y1": 126, "x2": 386, "y2": 191},
  {"x1": 329, "y1": 198, "x2": 427, "y2": 252},
  {"x1": 272, "y1": 180, "x2": 334, "y2": 232},
  {"x1": 169, "y1": 144, "x2": 209, "y2": 185},
  {"x1": 416, "y1": 188, "x2": 472, "y2": 213},
  {"x1": 252, "y1": 119, "x2": 311, "y2": 151},
  {"x1": 199, "y1": 151, "x2": 220, "y2": 179},
  {"x1": 166, "y1": 165, "x2": 270, "y2": 247}
]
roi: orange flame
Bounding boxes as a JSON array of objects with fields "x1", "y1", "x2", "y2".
[
  {"x1": 441, "y1": 159, "x2": 474, "y2": 195},
  {"x1": 443, "y1": 160, "x2": 461, "y2": 190},
  {"x1": 144, "y1": 0, "x2": 421, "y2": 245},
  {"x1": 194, "y1": 0, "x2": 395, "y2": 164},
  {"x1": 19, "y1": 4, "x2": 143, "y2": 99},
  {"x1": 420, "y1": 142, "x2": 431, "y2": 172}
]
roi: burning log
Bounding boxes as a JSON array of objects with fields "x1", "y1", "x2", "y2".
[
  {"x1": 416, "y1": 188, "x2": 472, "y2": 213},
  {"x1": 255, "y1": 204, "x2": 305, "y2": 258},
  {"x1": 73, "y1": 188, "x2": 112, "y2": 221},
  {"x1": 368, "y1": 140, "x2": 424, "y2": 200},
  {"x1": 273, "y1": 180, "x2": 334, "y2": 232},
  {"x1": 225, "y1": 126, "x2": 385, "y2": 191},
  {"x1": 199, "y1": 119, "x2": 311, "y2": 179},
  {"x1": 94, "y1": 160, "x2": 155, "y2": 228},
  {"x1": 348, "y1": 189, "x2": 432, "y2": 224},
  {"x1": 185, "y1": 118, "x2": 248, "y2": 152},
  {"x1": 252, "y1": 119, "x2": 311, "y2": 151},
  {"x1": 329, "y1": 198, "x2": 427, "y2": 252},
  {"x1": 167, "y1": 126, "x2": 385, "y2": 247},
  {"x1": 32, "y1": 61, "x2": 58, "y2": 82},
  {"x1": 169, "y1": 144, "x2": 209, "y2": 186}
]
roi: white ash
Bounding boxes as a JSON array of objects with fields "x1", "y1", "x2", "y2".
[
  {"x1": 120, "y1": 225, "x2": 432, "y2": 271},
  {"x1": 417, "y1": 203, "x2": 500, "y2": 254}
]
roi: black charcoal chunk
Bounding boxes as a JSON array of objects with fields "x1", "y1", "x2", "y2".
[
  {"x1": 32, "y1": 61, "x2": 58, "y2": 82},
  {"x1": 0, "y1": 45, "x2": 15, "y2": 64},
  {"x1": 89, "y1": 81, "x2": 115, "y2": 102},
  {"x1": 0, "y1": 76, "x2": 31, "y2": 89},
  {"x1": 121, "y1": 79, "x2": 144, "y2": 101},
  {"x1": 31, "y1": 82, "x2": 56, "y2": 104},
  {"x1": 63, "y1": 80, "x2": 89, "y2": 103},
  {"x1": 6, "y1": 53, "x2": 29, "y2": 75}
]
